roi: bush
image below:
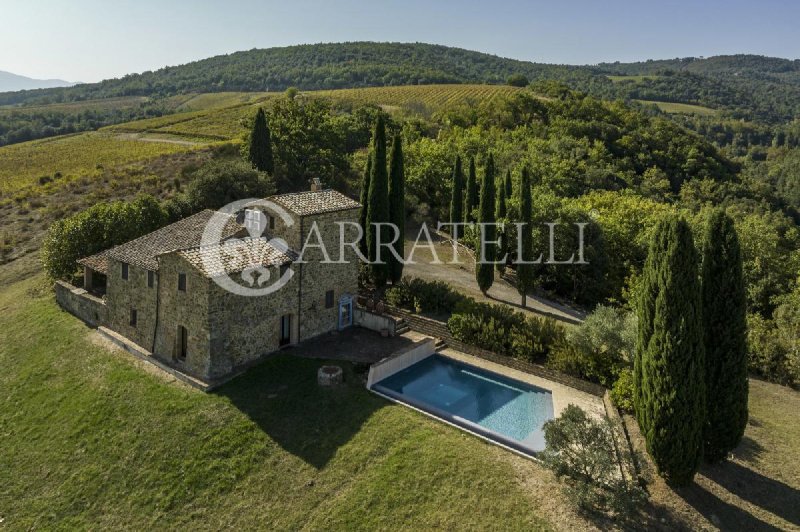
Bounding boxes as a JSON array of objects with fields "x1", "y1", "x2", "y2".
[
  {"x1": 541, "y1": 405, "x2": 647, "y2": 519},
  {"x1": 448, "y1": 299, "x2": 564, "y2": 361},
  {"x1": 747, "y1": 313, "x2": 792, "y2": 385},
  {"x1": 611, "y1": 368, "x2": 635, "y2": 413},
  {"x1": 547, "y1": 306, "x2": 636, "y2": 386},
  {"x1": 385, "y1": 277, "x2": 467, "y2": 315}
]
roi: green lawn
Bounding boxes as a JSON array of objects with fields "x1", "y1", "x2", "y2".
[{"x1": 0, "y1": 274, "x2": 555, "y2": 530}]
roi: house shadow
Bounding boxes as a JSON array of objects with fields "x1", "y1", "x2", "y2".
[
  {"x1": 214, "y1": 328, "x2": 418, "y2": 469},
  {"x1": 677, "y1": 481, "x2": 787, "y2": 531},
  {"x1": 700, "y1": 460, "x2": 800, "y2": 527}
]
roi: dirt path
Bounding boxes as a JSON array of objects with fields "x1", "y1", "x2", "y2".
[
  {"x1": 402, "y1": 229, "x2": 585, "y2": 324},
  {"x1": 114, "y1": 132, "x2": 202, "y2": 146}
]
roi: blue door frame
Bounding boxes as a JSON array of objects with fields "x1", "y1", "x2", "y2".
[{"x1": 338, "y1": 295, "x2": 353, "y2": 330}]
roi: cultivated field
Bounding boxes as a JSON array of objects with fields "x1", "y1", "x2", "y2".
[{"x1": 636, "y1": 99, "x2": 718, "y2": 116}]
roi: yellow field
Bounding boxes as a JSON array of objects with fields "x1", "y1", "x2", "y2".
[{"x1": 0, "y1": 132, "x2": 197, "y2": 196}]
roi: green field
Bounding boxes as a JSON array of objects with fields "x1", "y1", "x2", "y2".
[
  {"x1": 0, "y1": 273, "x2": 557, "y2": 530},
  {"x1": 636, "y1": 99, "x2": 718, "y2": 116},
  {"x1": 606, "y1": 75, "x2": 660, "y2": 83}
]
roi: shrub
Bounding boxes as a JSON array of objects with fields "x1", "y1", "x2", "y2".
[
  {"x1": 611, "y1": 368, "x2": 635, "y2": 413},
  {"x1": 385, "y1": 277, "x2": 467, "y2": 315},
  {"x1": 547, "y1": 306, "x2": 636, "y2": 386},
  {"x1": 541, "y1": 405, "x2": 647, "y2": 518},
  {"x1": 747, "y1": 313, "x2": 792, "y2": 385},
  {"x1": 448, "y1": 299, "x2": 563, "y2": 361}
]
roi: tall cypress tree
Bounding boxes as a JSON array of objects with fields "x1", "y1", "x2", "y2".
[
  {"x1": 449, "y1": 155, "x2": 464, "y2": 232},
  {"x1": 701, "y1": 209, "x2": 748, "y2": 463},
  {"x1": 496, "y1": 169, "x2": 510, "y2": 272},
  {"x1": 248, "y1": 107, "x2": 274, "y2": 174},
  {"x1": 465, "y1": 156, "x2": 479, "y2": 223},
  {"x1": 366, "y1": 117, "x2": 389, "y2": 286},
  {"x1": 517, "y1": 167, "x2": 535, "y2": 307},
  {"x1": 388, "y1": 134, "x2": 405, "y2": 284},
  {"x1": 476, "y1": 154, "x2": 496, "y2": 294},
  {"x1": 358, "y1": 152, "x2": 372, "y2": 257},
  {"x1": 635, "y1": 216, "x2": 705, "y2": 486}
]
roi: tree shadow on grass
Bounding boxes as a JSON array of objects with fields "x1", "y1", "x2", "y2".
[
  {"x1": 701, "y1": 460, "x2": 800, "y2": 527},
  {"x1": 214, "y1": 329, "x2": 420, "y2": 469},
  {"x1": 677, "y1": 482, "x2": 783, "y2": 531}
]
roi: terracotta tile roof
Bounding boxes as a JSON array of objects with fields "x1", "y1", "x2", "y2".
[
  {"x1": 79, "y1": 210, "x2": 242, "y2": 272},
  {"x1": 176, "y1": 238, "x2": 298, "y2": 278},
  {"x1": 77, "y1": 249, "x2": 112, "y2": 275},
  {"x1": 270, "y1": 189, "x2": 360, "y2": 216}
]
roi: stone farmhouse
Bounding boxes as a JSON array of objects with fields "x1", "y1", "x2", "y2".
[{"x1": 56, "y1": 189, "x2": 362, "y2": 385}]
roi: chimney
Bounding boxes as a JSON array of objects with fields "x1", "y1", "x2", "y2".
[{"x1": 310, "y1": 178, "x2": 322, "y2": 192}]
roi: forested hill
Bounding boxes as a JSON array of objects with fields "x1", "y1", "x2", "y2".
[
  {"x1": 1, "y1": 43, "x2": 798, "y2": 124},
  {"x1": 0, "y1": 42, "x2": 598, "y2": 106}
]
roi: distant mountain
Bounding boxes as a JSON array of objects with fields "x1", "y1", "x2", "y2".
[{"x1": 0, "y1": 70, "x2": 75, "y2": 92}]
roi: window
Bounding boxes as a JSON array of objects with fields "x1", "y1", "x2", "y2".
[
  {"x1": 325, "y1": 290, "x2": 334, "y2": 309},
  {"x1": 129, "y1": 308, "x2": 137, "y2": 327},
  {"x1": 176, "y1": 325, "x2": 187, "y2": 361},
  {"x1": 147, "y1": 270, "x2": 155, "y2": 288},
  {"x1": 269, "y1": 215, "x2": 275, "y2": 230},
  {"x1": 178, "y1": 273, "x2": 186, "y2": 291},
  {"x1": 121, "y1": 262, "x2": 129, "y2": 280}
]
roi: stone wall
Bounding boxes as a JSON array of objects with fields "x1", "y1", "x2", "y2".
[
  {"x1": 105, "y1": 258, "x2": 158, "y2": 352},
  {"x1": 296, "y1": 208, "x2": 360, "y2": 341},
  {"x1": 152, "y1": 253, "x2": 213, "y2": 380},
  {"x1": 208, "y1": 263, "x2": 300, "y2": 376},
  {"x1": 55, "y1": 280, "x2": 107, "y2": 327}
]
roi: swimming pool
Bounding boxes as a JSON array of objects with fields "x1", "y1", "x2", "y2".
[{"x1": 371, "y1": 354, "x2": 554, "y2": 455}]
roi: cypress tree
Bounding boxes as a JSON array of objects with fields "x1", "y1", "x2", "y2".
[
  {"x1": 449, "y1": 155, "x2": 464, "y2": 232},
  {"x1": 248, "y1": 107, "x2": 274, "y2": 174},
  {"x1": 701, "y1": 209, "x2": 748, "y2": 463},
  {"x1": 366, "y1": 117, "x2": 389, "y2": 286},
  {"x1": 476, "y1": 154, "x2": 496, "y2": 294},
  {"x1": 635, "y1": 216, "x2": 705, "y2": 486},
  {"x1": 465, "y1": 156, "x2": 479, "y2": 223},
  {"x1": 388, "y1": 134, "x2": 405, "y2": 284},
  {"x1": 358, "y1": 153, "x2": 372, "y2": 257},
  {"x1": 503, "y1": 167, "x2": 513, "y2": 204},
  {"x1": 496, "y1": 169, "x2": 510, "y2": 272},
  {"x1": 517, "y1": 167, "x2": 535, "y2": 307}
]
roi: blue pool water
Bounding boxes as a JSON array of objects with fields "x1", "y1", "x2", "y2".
[{"x1": 372, "y1": 354, "x2": 554, "y2": 454}]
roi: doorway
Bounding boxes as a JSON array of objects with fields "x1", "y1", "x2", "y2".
[
  {"x1": 280, "y1": 314, "x2": 292, "y2": 346},
  {"x1": 338, "y1": 295, "x2": 353, "y2": 330}
]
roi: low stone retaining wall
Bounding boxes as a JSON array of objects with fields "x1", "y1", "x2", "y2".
[
  {"x1": 366, "y1": 338, "x2": 436, "y2": 389},
  {"x1": 55, "y1": 281, "x2": 107, "y2": 328},
  {"x1": 385, "y1": 305, "x2": 606, "y2": 397},
  {"x1": 354, "y1": 307, "x2": 397, "y2": 335}
]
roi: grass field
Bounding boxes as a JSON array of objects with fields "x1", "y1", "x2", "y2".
[
  {"x1": 635, "y1": 99, "x2": 718, "y2": 116},
  {"x1": 0, "y1": 273, "x2": 564, "y2": 530},
  {"x1": 1, "y1": 268, "x2": 798, "y2": 530}
]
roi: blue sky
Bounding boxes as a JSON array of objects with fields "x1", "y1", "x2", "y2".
[{"x1": 3, "y1": 0, "x2": 798, "y2": 82}]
